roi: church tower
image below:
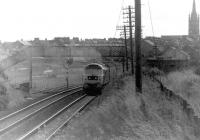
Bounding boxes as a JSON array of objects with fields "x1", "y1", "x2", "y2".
[{"x1": 189, "y1": 0, "x2": 199, "y2": 36}]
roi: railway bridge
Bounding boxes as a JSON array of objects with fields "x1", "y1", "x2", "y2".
[{"x1": 0, "y1": 42, "x2": 125, "y2": 72}]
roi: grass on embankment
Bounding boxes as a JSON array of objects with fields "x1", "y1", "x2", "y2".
[
  {"x1": 53, "y1": 76, "x2": 200, "y2": 140},
  {"x1": 0, "y1": 82, "x2": 26, "y2": 111},
  {"x1": 160, "y1": 69, "x2": 200, "y2": 117}
]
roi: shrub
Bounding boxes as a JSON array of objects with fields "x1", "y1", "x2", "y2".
[
  {"x1": 0, "y1": 95, "x2": 8, "y2": 110},
  {"x1": 194, "y1": 67, "x2": 200, "y2": 76},
  {"x1": 143, "y1": 67, "x2": 164, "y2": 78},
  {"x1": 0, "y1": 84, "x2": 7, "y2": 95},
  {"x1": 19, "y1": 82, "x2": 30, "y2": 92}
]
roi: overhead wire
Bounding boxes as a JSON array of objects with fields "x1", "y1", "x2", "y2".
[
  {"x1": 147, "y1": 0, "x2": 155, "y2": 39},
  {"x1": 113, "y1": 0, "x2": 125, "y2": 38},
  {"x1": 147, "y1": 0, "x2": 158, "y2": 57}
]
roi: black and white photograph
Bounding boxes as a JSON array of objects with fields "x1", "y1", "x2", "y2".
[{"x1": 0, "y1": 0, "x2": 199, "y2": 139}]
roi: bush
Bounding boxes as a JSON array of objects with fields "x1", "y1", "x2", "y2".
[
  {"x1": 194, "y1": 67, "x2": 200, "y2": 76},
  {"x1": 143, "y1": 67, "x2": 164, "y2": 78},
  {"x1": 0, "y1": 96, "x2": 8, "y2": 110},
  {"x1": 0, "y1": 84, "x2": 7, "y2": 95},
  {"x1": 19, "y1": 82, "x2": 29, "y2": 92}
]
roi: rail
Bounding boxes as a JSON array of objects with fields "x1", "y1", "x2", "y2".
[{"x1": 0, "y1": 87, "x2": 84, "y2": 140}]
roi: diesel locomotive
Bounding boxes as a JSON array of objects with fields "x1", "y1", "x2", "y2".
[{"x1": 83, "y1": 63, "x2": 111, "y2": 96}]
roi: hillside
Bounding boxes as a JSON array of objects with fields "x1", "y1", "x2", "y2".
[
  {"x1": 52, "y1": 76, "x2": 200, "y2": 140},
  {"x1": 159, "y1": 69, "x2": 200, "y2": 118}
]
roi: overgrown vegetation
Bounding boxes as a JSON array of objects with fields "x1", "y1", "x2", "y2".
[
  {"x1": 0, "y1": 94, "x2": 8, "y2": 110},
  {"x1": 53, "y1": 76, "x2": 200, "y2": 140},
  {"x1": 194, "y1": 66, "x2": 200, "y2": 76},
  {"x1": 0, "y1": 72, "x2": 9, "y2": 110},
  {"x1": 160, "y1": 70, "x2": 200, "y2": 117},
  {"x1": 143, "y1": 67, "x2": 164, "y2": 78}
]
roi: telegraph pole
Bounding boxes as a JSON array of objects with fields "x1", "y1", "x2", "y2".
[
  {"x1": 128, "y1": 5, "x2": 134, "y2": 75},
  {"x1": 122, "y1": 48, "x2": 125, "y2": 73},
  {"x1": 29, "y1": 44, "x2": 32, "y2": 95},
  {"x1": 116, "y1": 25, "x2": 128, "y2": 73},
  {"x1": 121, "y1": 6, "x2": 135, "y2": 74},
  {"x1": 117, "y1": 6, "x2": 135, "y2": 73},
  {"x1": 135, "y1": 0, "x2": 142, "y2": 93},
  {"x1": 124, "y1": 25, "x2": 129, "y2": 71}
]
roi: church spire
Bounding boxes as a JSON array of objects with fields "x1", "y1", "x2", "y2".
[
  {"x1": 189, "y1": 0, "x2": 199, "y2": 36},
  {"x1": 192, "y1": 0, "x2": 197, "y2": 13}
]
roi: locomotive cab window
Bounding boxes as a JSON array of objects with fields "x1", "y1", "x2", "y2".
[{"x1": 84, "y1": 64, "x2": 104, "y2": 76}]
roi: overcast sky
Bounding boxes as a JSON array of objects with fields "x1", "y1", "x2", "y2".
[{"x1": 0, "y1": 0, "x2": 196, "y2": 41}]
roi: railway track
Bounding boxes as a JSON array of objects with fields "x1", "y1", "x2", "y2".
[
  {"x1": 28, "y1": 95, "x2": 95, "y2": 140},
  {"x1": 0, "y1": 86, "x2": 95, "y2": 140},
  {"x1": 0, "y1": 85, "x2": 82, "y2": 119},
  {"x1": 32, "y1": 84, "x2": 82, "y2": 94},
  {"x1": 0, "y1": 86, "x2": 82, "y2": 122}
]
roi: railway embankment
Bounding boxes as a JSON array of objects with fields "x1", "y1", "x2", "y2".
[
  {"x1": 157, "y1": 70, "x2": 200, "y2": 118},
  {"x1": 52, "y1": 74, "x2": 200, "y2": 140}
]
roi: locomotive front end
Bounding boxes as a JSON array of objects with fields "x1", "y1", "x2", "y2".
[{"x1": 83, "y1": 63, "x2": 106, "y2": 95}]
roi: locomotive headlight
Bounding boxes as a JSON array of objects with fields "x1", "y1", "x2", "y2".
[
  {"x1": 83, "y1": 83, "x2": 89, "y2": 88},
  {"x1": 97, "y1": 83, "x2": 101, "y2": 88}
]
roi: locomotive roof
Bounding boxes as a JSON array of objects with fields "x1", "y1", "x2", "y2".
[{"x1": 85, "y1": 63, "x2": 107, "y2": 70}]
